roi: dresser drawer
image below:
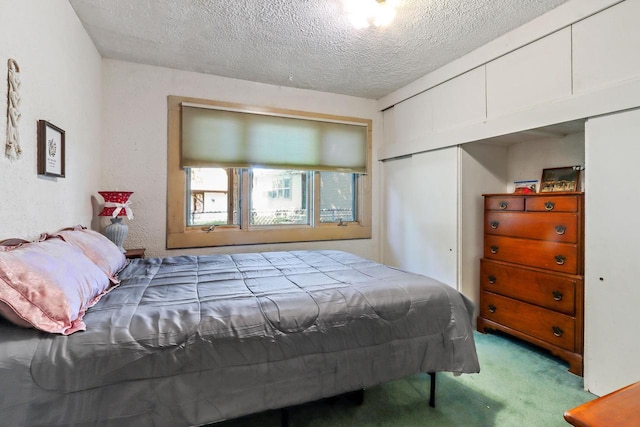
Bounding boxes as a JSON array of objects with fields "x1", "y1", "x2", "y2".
[
  {"x1": 484, "y1": 235, "x2": 580, "y2": 274},
  {"x1": 485, "y1": 196, "x2": 525, "y2": 211},
  {"x1": 480, "y1": 259, "x2": 578, "y2": 315},
  {"x1": 485, "y1": 212, "x2": 579, "y2": 242},
  {"x1": 526, "y1": 195, "x2": 580, "y2": 212},
  {"x1": 480, "y1": 292, "x2": 576, "y2": 352}
]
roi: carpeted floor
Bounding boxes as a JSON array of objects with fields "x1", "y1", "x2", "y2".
[{"x1": 214, "y1": 331, "x2": 596, "y2": 426}]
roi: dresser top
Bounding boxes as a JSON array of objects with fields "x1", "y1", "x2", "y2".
[{"x1": 483, "y1": 192, "x2": 584, "y2": 197}]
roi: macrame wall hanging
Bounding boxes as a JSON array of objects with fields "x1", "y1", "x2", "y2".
[{"x1": 6, "y1": 58, "x2": 22, "y2": 158}]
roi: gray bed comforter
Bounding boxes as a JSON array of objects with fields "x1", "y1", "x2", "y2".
[{"x1": 0, "y1": 250, "x2": 479, "y2": 426}]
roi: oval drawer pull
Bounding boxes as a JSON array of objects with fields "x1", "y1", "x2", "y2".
[
  {"x1": 488, "y1": 275, "x2": 496, "y2": 285},
  {"x1": 552, "y1": 326, "x2": 564, "y2": 337},
  {"x1": 488, "y1": 304, "x2": 497, "y2": 313},
  {"x1": 555, "y1": 255, "x2": 566, "y2": 265},
  {"x1": 490, "y1": 246, "x2": 499, "y2": 254},
  {"x1": 544, "y1": 201, "x2": 555, "y2": 211},
  {"x1": 552, "y1": 290, "x2": 563, "y2": 301},
  {"x1": 490, "y1": 221, "x2": 499, "y2": 229},
  {"x1": 555, "y1": 225, "x2": 566, "y2": 235},
  {"x1": 499, "y1": 201, "x2": 508, "y2": 210}
]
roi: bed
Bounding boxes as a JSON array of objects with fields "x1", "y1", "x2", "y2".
[{"x1": 0, "y1": 228, "x2": 479, "y2": 426}]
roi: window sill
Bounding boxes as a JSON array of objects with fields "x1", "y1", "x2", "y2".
[{"x1": 167, "y1": 224, "x2": 372, "y2": 248}]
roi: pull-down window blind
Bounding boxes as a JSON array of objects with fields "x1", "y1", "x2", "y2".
[{"x1": 181, "y1": 104, "x2": 368, "y2": 173}]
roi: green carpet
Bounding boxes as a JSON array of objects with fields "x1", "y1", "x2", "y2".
[{"x1": 214, "y1": 332, "x2": 595, "y2": 426}]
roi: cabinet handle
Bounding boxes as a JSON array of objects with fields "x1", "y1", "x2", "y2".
[
  {"x1": 555, "y1": 225, "x2": 566, "y2": 235},
  {"x1": 555, "y1": 255, "x2": 566, "y2": 265},
  {"x1": 490, "y1": 246, "x2": 499, "y2": 254},
  {"x1": 499, "y1": 201, "x2": 508, "y2": 210},
  {"x1": 552, "y1": 326, "x2": 564, "y2": 337},
  {"x1": 490, "y1": 221, "x2": 499, "y2": 229},
  {"x1": 544, "y1": 201, "x2": 555, "y2": 211},
  {"x1": 488, "y1": 304, "x2": 497, "y2": 313},
  {"x1": 488, "y1": 275, "x2": 496, "y2": 284},
  {"x1": 552, "y1": 290, "x2": 563, "y2": 301}
]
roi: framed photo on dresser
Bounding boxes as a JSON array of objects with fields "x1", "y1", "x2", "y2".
[{"x1": 540, "y1": 166, "x2": 580, "y2": 192}]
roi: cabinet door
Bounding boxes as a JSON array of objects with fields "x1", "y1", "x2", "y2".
[
  {"x1": 585, "y1": 109, "x2": 640, "y2": 396},
  {"x1": 382, "y1": 147, "x2": 458, "y2": 288}
]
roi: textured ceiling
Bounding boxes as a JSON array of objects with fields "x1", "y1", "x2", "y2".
[{"x1": 68, "y1": 0, "x2": 570, "y2": 100}]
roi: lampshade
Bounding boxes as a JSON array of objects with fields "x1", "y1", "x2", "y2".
[{"x1": 98, "y1": 191, "x2": 134, "y2": 219}]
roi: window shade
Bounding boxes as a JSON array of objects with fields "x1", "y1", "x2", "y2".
[{"x1": 181, "y1": 105, "x2": 368, "y2": 173}]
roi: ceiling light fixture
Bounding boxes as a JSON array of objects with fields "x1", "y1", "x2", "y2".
[{"x1": 344, "y1": 0, "x2": 400, "y2": 29}]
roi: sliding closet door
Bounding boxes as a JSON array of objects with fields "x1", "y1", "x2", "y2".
[
  {"x1": 382, "y1": 146, "x2": 459, "y2": 288},
  {"x1": 584, "y1": 109, "x2": 640, "y2": 396}
]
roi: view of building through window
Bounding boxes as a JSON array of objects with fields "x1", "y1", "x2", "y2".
[
  {"x1": 250, "y1": 169, "x2": 309, "y2": 225},
  {"x1": 187, "y1": 168, "x2": 356, "y2": 227},
  {"x1": 320, "y1": 172, "x2": 355, "y2": 223},
  {"x1": 187, "y1": 168, "x2": 238, "y2": 226}
]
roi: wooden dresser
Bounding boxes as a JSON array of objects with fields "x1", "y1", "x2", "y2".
[
  {"x1": 477, "y1": 192, "x2": 584, "y2": 375},
  {"x1": 564, "y1": 381, "x2": 640, "y2": 426}
]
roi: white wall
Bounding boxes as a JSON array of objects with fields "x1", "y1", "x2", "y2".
[
  {"x1": 506, "y1": 133, "x2": 585, "y2": 192},
  {"x1": 459, "y1": 143, "x2": 508, "y2": 311},
  {"x1": 0, "y1": 0, "x2": 102, "y2": 240},
  {"x1": 101, "y1": 59, "x2": 381, "y2": 259}
]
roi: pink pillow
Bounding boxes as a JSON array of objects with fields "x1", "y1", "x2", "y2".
[
  {"x1": 52, "y1": 226, "x2": 127, "y2": 282},
  {"x1": 0, "y1": 301, "x2": 32, "y2": 328},
  {"x1": 0, "y1": 237, "x2": 113, "y2": 335}
]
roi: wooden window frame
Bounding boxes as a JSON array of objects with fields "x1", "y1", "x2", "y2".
[{"x1": 167, "y1": 95, "x2": 372, "y2": 249}]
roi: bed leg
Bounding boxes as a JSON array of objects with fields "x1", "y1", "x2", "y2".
[
  {"x1": 345, "y1": 388, "x2": 365, "y2": 405},
  {"x1": 281, "y1": 407, "x2": 290, "y2": 427},
  {"x1": 428, "y1": 372, "x2": 436, "y2": 408}
]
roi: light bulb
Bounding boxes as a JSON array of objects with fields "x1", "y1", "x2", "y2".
[
  {"x1": 373, "y1": 2, "x2": 397, "y2": 27},
  {"x1": 344, "y1": 0, "x2": 399, "y2": 29}
]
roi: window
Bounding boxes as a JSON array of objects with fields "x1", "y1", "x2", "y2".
[
  {"x1": 267, "y1": 175, "x2": 292, "y2": 200},
  {"x1": 251, "y1": 169, "x2": 307, "y2": 225},
  {"x1": 320, "y1": 171, "x2": 356, "y2": 223},
  {"x1": 187, "y1": 168, "x2": 239, "y2": 226},
  {"x1": 167, "y1": 96, "x2": 371, "y2": 248}
]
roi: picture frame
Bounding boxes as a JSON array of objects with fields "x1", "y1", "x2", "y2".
[
  {"x1": 513, "y1": 179, "x2": 538, "y2": 194},
  {"x1": 540, "y1": 166, "x2": 580, "y2": 193},
  {"x1": 37, "y1": 120, "x2": 65, "y2": 178}
]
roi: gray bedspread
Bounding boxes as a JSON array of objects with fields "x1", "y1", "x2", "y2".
[{"x1": 0, "y1": 250, "x2": 479, "y2": 426}]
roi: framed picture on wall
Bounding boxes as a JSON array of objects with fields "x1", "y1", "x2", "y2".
[
  {"x1": 37, "y1": 120, "x2": 65, "y2": 178},
  {"x1": 540, "y1": 166, "x2": 580, "y2": 192}
]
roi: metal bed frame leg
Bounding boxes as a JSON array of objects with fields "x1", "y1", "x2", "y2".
[
  {"x1": 281, "y1": 407, "x2": 289, "y2": 427},
  {"x1": 279, "y1": 379, "x2": 432, "y2": 426},
  {"x1": 346, "y1": 388, "x2": 365, "y2": 405},
  {"x1": 429, "y1": 372, "x2": 436, "y2": 408}
]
